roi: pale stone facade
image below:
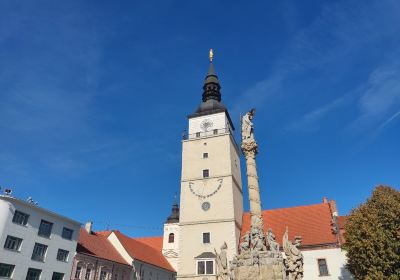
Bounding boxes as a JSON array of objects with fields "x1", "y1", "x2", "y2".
[
  {"x1": 178, "y1": 123, "x2": 243, "y2": 279},
  {"x1": 162, "y1": 222, "x2": 180, "y2": 271},
  {"x1": 176, "y1": 61, "x2": 243, "y2": 280}
]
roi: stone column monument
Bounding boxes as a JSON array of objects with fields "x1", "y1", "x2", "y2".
[
  {"x1": 222, "y1": 108, "x2": 285, "y2": 280},
  {"x1": 215, "y1": 108, "x2": 304, "y2": 280},
  {"x1": 241, "y1": 109, "x2": 263, "y2": 223}
]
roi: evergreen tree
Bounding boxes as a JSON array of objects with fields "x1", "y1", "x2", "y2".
[{"x1": 344, "y1": 185, "x2": 400, "y2": 280}]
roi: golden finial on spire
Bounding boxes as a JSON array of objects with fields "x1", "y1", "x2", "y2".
[{"x1": 209, "y1": 49, "x2": 214, "y2": 62}]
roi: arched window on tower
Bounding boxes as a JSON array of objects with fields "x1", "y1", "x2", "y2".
[{"x1": 168, "y1": 233, "x2": 175, "y2": 243}]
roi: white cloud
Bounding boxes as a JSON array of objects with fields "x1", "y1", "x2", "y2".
[
  {"x1": 233, "y1": 0, "x2": 400, "y2": 133},
  {"x1": 286, "y1": 94, "x2": 353, "y2": 132},
  {"x1": 350, "y1": 61, "x2": 400, "y2": 131}
]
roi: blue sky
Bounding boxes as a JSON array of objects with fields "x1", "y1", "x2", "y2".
[{"x1": 0, "y1": 0, "x2": 399, "y2": 237}]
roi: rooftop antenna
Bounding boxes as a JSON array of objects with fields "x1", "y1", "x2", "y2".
[{"x1": 26, "y1": 197, "x2": 38, "y2": 205}]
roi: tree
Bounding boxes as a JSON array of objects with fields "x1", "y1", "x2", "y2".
[{"x1": 344, "y1": 185, "x2": 400, "y2": 280}]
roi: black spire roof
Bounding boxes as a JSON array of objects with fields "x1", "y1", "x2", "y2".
[
  {"x1": 202, "y1": 62, "x2": 221, "y2": 102},
  {"x1": 166, "y1": 202, "x2": 180, "y2": 223},
  {"x1": 188, "y1": 57, "x2": 234, "y2": 129}
]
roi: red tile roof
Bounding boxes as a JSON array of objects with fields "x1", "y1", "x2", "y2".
[
  {"x1": 337, "y1": 216, "x2": 347, "y2": 229},
  {"x1": 77, "y1": 229, "x2": 130, "y2": 265},
  {"x1": 134, "y1": 236, "x2": 163, "y2": 251},
  {"x1": 113, "y1": 231, "x2": 175, "y2": 272},
  {"x1": 241, "y1": 203, "x2": 338, "y2": 247}
]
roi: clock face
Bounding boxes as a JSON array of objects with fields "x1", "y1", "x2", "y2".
[
  {"x1": 200, "y1": 119, "x2": 213, "y2": 132},
  {"x1": 188, "y1": 178, "x2": 223, "y2": 199}
]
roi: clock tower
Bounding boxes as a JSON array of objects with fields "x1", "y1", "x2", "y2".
[{"x1": 177, "y1": 52, "x2": 243, "y2": 279}]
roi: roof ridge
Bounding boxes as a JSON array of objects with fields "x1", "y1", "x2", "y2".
[
  {"x1": 242, "y1": 202, "x2": 329, "y2": 213},
  {"x1": 113, "y1": 231, "x2": 175, "y2": 272},
  {"x1": 134, "y1": 236, "x2": 163, "y2": 240}
]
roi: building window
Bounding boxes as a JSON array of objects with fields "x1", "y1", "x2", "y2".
[
  {"x1": 85, "y1": 268, "x2": 92, "y2": 280},
  {"x1": 32, "y1": 243, "x2": 48, "y2": 262},
  {"x1": 75, "y1": 267, "x2": 82, "y2": 278},
  {"x1": 0, "y1": 263, "x2": 15, "y2": 278},
  {"x1": 203, "y1": 232, "x2": 210, "y2": 244},
  {"x1": 38, "y1": 220, "x2": 53, "y2": 238},
  {"x1": 52, "y1": 272, "x2": 64, "y2": 280},
  {"x1": 213, "y1": 129, "x2": 218, "y2": 135},
  {"x1": 318, "y1": 259, "x2": 329, "y2": 276},
  {"x1": 203, "y1": 169, "x2": 209, "y2": 178},
  {"x1": 168, "y1": 233, "x2": 175, "y2": 243},
  {"x1": 12, "y1": 210, "x2": 29, "y2": 226},
  {"x1": 26, "y1": 268, "x2": 42, "y2": 280},
  {"x1": 62, "y1": 227, "x2": 73, "y2": 240},
  {"x1": 56, "y1": 249, "x2": 69, "y2": 262},
  {"x1": 4, "y1": 235, "x2": 23, "y2": 251},
  {"x1": 100, "y1": 271, "x2": 107, "y2": 280},
  {"x1": 196, "y1": 132, "x2": 201, "y2": 138},
  {"x1": 197, "y1": 260, "x2": 214, "y2": 275},
  {"x1": 203, "y1": 153, "x2": 208, "y2": 158}
]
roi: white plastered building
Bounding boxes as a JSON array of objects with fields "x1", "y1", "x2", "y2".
[{"x1": 0, "y1": 193, "x2": 81, "y2": 280}]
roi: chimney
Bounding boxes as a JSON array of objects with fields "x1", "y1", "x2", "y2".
[
  {"x1": 85, "y1": 221, "x2": 93, "y2": 233},
  {"x1": 322, "y1": 197, "x2": 328, "y2": 204}
]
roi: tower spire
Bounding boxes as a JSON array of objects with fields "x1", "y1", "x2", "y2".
[
  {"x1": 202, "y1": 49, "x2": 221, "y2": 102},
  {"x1": 188, "y1": 49, "x2": 234, "y2": 129},
  {"x1": 166, "y1": 199, "x2": 180, "y2": 223}
]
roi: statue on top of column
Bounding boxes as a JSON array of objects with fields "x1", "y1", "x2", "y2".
[
  {"x1": 241, "y1": 108, "x2": 256, "y2": 141},
  {"x1": 241, "y1": 108, "x2": 258, "y2": 157}
]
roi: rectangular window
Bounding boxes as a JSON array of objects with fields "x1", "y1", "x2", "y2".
[
  {"x1": 100, "y1": 271, "x2": 107, "y2": 280},
  {"x1": 206, "y1": 261, "x2": 214, "y2": 274},
  {"x1": 56, "y1": 249, "x2": 69, "y2": 262},
  {"x1": 197, "y1": 261, "x2": 205, "y2": 275},
  {"x1": 203, "y1": 153, "x2": 208, "y2": 158},
  {"x1": 197, "y1": 260, "x2": 214, "y2": 275},
  {"x1": 0, "y1": 263, "x2": 15, "y2": 278},
  {"x1": 32, "y1": 243, "x2": 48, "y2": 262},
  {"x1": 38, "y1": 220, "x2": 53, "y2": 238},
  {"x1": 203, "y1": 169, "x2": 209, "y2": 178},
  {"x1": 12, "y1": 210, "x2": 29, "y2": 226},
  {"x1": 203, "y1": 232, "x2": 210, "y2": 244},
  {"x1": 318, "y1": 259, "x2": 329, "y2": 276},
  {"x1": 213, "y1": 129, "x2": 218, "y2": 135},
  {"x1": 196, "y1": 132, "x2": 201, "y2": 138},
  {"x1": 52, "y1": 272, "x2": 64, "y2": 280},
  {"x1": 75, "y1": 267, "x2": 82, "y2": 278},
  {"x1": 62, "y1": 227, "x2": 73, "y2": 240},
  {"x1": 85, "y1": 268, "x2": 92, "y2": 280},
  {"x1": 26, "y1": 268, "x2": 42, "y2": 280},
  {"x1": 4, "y1": 235, "x2": 23, "y2": 251}
]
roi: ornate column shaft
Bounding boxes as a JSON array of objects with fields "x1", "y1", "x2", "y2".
[
  {"x1": 242, "y1": 144, "x2": 262, "y2": 218},
  {"x1": 241, "y1": 109, "x2": 264, "y2": 228}
]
